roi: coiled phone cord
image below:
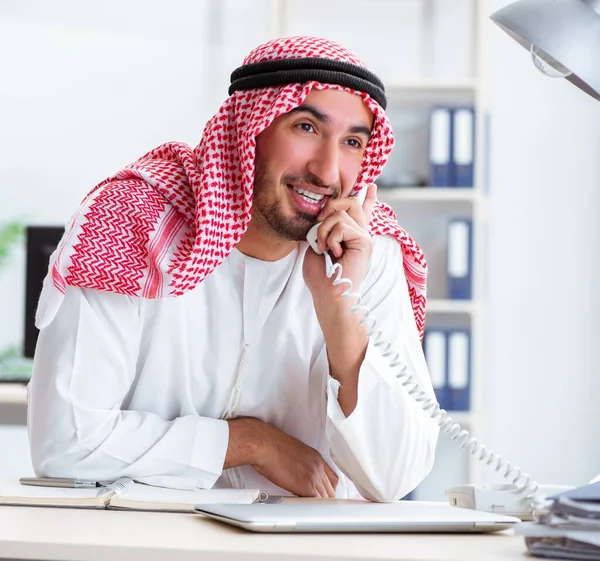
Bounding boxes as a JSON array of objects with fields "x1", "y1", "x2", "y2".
[{"x1": 311, "y1": 234, "x2": 541, "y2": 504}]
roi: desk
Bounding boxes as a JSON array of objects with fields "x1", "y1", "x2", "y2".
[
  {"x1": 0, "y1": 384, "x2": 27, "y2": 425},
  {"x1": 0, "y1": 384, "x2": 27, "y2": 406},
  {"x1": 0, "y1": 506, "x2": 530, "y2": 561}
]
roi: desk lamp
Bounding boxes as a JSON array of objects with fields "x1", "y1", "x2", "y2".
[{"x1": 490, "y1": 0, "x2": 600, "y2": 102}]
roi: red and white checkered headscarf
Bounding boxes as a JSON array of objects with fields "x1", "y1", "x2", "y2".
[{"x1": 39, "y1": 36, "x2": 427, "y2": 337}]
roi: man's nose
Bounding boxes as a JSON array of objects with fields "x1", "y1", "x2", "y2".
[{"x1": 306, "y1": 140, "x2": 340, "y2": 190}]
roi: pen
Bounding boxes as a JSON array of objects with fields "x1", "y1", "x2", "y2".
[{"x1": 19, "y1": 477, "x2": 101, "y2": 489}]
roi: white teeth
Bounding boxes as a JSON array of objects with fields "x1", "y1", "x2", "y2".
[{"x1": 292, "y1": 186, "x2": 324, "y2": 202}]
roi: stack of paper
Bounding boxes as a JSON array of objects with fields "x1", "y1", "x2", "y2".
[{"x1": 517, "y1": 482, "x2": 600, "y2": 560}]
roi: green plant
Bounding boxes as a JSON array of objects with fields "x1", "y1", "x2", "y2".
[
  {"x1": 0, "y1": 221, "x2": 31, "y2": 380},
  {"x1": 0, "y1": 346, "x2": 32, "y2": 380},
  {"x1": 0, "y1": 221, "x2": 25, "y2": 269}
]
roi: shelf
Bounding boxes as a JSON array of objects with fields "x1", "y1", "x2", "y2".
[
  {"x1": 386, "y1": 80, "x2": 479, "y2": 92},
  {"x1": 426, "y1": 299, "x2": 477, "y2": 314},
  {"x1": 378, "y1": 187, "x2": 478, "y2": 202},
  {"x1": 0, "y1": 384, "x2": 27, "y2": 406}
]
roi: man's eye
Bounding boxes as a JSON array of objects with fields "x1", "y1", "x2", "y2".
[
  {"x1": 297, "y1": 122, "x2": 315, "y2": 133},
  {"x1": 345, "y1": 138, "x2": 363, "y2": 149}
]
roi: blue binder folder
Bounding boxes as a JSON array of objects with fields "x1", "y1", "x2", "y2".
[
  {"x1": 429, "y1": 107, "x2": 453, "y2": 187},
  {"x1": 452, "y1": 107, "x2": 475, "y2": 188},
  {"x1": 447, "y1": 329, "x2": 471, "y2": 411},
  {"x1": 423, "y1": 329, "x2": 448, "y2": 411},
  {"x1": 447, "y1": 218, "x2": 473, "y2": 300}
]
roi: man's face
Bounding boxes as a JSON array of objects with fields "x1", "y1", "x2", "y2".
[{"x1": 252, "y1": 88, "x2": 373, "y2": 241}]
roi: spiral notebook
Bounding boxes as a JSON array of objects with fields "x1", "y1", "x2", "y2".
[{"x1": 0, "y1": 478, "x2": 264, "y2": 512}]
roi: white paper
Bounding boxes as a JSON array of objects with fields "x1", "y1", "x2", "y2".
[{"x1": 118, "y1": 483, "x2": 260, "y2": 505}]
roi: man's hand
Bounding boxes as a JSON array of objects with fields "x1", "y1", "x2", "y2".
[
  {"x1": 301, "y1": 184, "x2": 377, "y2": 416},
  {"x1": 302, "y1": 183, "x2": 376, "y2": 299},
  {"x1": 226, "y1": 418, "x2": 338, "y2": 498}
]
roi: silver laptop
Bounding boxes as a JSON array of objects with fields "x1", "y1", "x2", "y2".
[{"x1": 193, "y1": 501, "x2": 520, "y2": 533}]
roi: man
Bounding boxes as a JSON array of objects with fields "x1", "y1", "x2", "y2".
[{"x1": 28, "y1": 36, "x2": 438, "y2": 502}]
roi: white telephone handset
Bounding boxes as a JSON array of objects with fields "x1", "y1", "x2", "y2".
[
  {"x1": 305, "y1": 223, "x2": 324, "y2": 255},
  {"x1": 306, "y1": 189, "x2": 562, "y2": 518}
]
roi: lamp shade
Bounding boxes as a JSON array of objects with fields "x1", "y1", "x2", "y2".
[{"x1": 490, "y1": 0, "x2": 600, "y2": 102}]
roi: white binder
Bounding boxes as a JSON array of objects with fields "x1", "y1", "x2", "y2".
[
  {"x1": 424, "y1": 330, "x2": 448, "y2": 410},
  {"x1": 447, "y1": 330, "x2": 470, "y2": 411},
  {"x1": 447, "y1": 219, "x2": 472, "y2": 299},
  {"x1": 452, "y1": 108, "x2": 475, "y2": 187},
  {"x1": 429, "y1": 107, "x2": 452, "y2": 187}
]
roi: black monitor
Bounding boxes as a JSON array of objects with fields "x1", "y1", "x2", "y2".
[{"x1": 24, "y1": 226, "x2": 64, "y2": 359}]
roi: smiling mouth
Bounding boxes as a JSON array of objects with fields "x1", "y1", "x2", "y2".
[{"x1": 290, "y1": 185, "x2": 325, "y2": 202}]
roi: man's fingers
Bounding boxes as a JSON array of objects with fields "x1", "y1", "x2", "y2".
[
  {"x1": 362, "y1": 183, "x2": 377, "y2": 225},
  {"x1": 322, "y1": 223, "x2": 363, "y2": 258},
  {"x1": 323, "y1": 463, "x2": 339, "y2": 494},
  {"x1": 318, "y1": 221, "x2": 345, "y2": 257},
  {"x1": 314, "y1": 482, "x2": 329, "y2": 499},
  {"x1": 316, "y1": 214, "x2": 362, "y2": 255},
  {"x1": 317, "y1": 191, "x2": 368, "y2": 230},
  {"x1": 322, "y1": 474, "x2": 336, "y2": 498}
]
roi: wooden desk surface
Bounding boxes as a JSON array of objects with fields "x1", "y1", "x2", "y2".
[{"x1": 0, "y1": 505, "x2": 531, "y2": 561}]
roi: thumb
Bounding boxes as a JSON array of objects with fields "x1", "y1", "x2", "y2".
[{"x1": 362, "y1": 183, "x2": 377, "y2": 224}]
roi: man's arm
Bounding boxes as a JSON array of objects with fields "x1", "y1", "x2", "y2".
[
  {"x1": 321, "y1": 236, "x2": 439, "y2": 502},
  {"x1": 302, "y1": 186, "x2": 377, "y2": 416},
  {"x1": 29, "y1": 284, "x2": 338, "y2": 497},
  {"x1": 302, "y1": 188, "x2": 438, "y2": 502},
  {"x1": 225, "y1": 418, "x2": 339, "y2": 498},
  {"x1": 311, "y1": 288, "x2": 368, "y2": 417},
  {"x1": 28, "y1": 286, "x2": 229, "y2": 489}
]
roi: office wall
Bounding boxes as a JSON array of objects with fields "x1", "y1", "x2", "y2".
[{"x1": 483, "y1": 0, "x2": 600, "y2": 486}]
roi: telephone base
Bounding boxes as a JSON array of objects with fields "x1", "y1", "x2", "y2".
[{"x1": 445, "y1": 483, "x2": 574, "y2": 521}]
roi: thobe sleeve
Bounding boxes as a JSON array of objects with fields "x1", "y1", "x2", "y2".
[
  {"x1": 27, "y1": 286, "x2": 229, "y2": 489},
  {"x1": 324, "y1": 236, "x2": 440, "y2": 502}
]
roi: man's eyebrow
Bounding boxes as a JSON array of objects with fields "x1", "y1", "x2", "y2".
[
  {"x1": 289, "y1": 104, "x2": 372, "y2": 138},
  {"x1": 289, "y1": 104, "x2": 330, "y2": 123},
  {"x1": 349, "y1": 125, "x2": 372, "y2": 138}
]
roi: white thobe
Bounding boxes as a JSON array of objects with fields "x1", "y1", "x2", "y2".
[{"x1": 27, "y1": 235, "x2": 439, "y2": 502}]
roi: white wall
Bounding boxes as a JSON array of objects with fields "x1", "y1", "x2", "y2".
[{"x1": 482, "y1": 0, "x2": 600, "y2": 487}]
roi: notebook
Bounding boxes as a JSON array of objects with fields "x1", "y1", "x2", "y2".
[{"x1": 0, "y1": 478, "x2": 264, "y2": 512}]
